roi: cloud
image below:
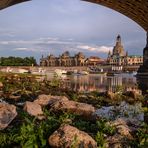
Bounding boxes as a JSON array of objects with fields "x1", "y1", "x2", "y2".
[
  {"x1": 0, "y1": 30, "x2": 16, "y2": 38},
  {"x1": 77, "y1": 45, "x2": 113, "y2": 53},
  {"x1": 0, "y1": 37, "x2": 113, "y2": 57},
  {"x1": 14, "y1": 47, "x2": 47, "y2": 53},
  {"x1": 14, "y1": 48, "x2": 28, "y2": 51},
  {"x1": 0, "y1": 40, "x2": 34, "y2": 45},
  {"x1": 0, "y1": 41, "x2": 9, "y2": 45},
  {"x1": 0, "y1": 37, "x2": 80, "y2": 46}
]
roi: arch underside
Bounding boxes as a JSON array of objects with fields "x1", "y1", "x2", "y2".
[{"x1": 0, "y1": 0, "x2": 148, "y2": 31}]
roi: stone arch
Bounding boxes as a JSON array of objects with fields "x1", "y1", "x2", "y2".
[{"x1": 84, "y1": 0, "x2": 148, "y2": 32}]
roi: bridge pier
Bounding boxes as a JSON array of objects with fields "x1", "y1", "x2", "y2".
[{"x1": 137, "y1": 32, "x2": 148, "y2": 76}]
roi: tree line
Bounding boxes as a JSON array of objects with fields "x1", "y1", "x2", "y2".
[{"x1": 0, "y1": 56, "x2": 37, "y2": 66}]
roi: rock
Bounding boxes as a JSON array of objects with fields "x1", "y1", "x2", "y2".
[
  {"x1": 106, "y1": 91, "x2": 115, "y2": 99},
  {"x1": 9, "y1": 95, "x2": 21, "y2": 101},
  {"x1": 109, "y1": 118, "x2": 133, "y2": 139},
  {"x1": 34, "y1": 95, "x2": 69, "y2": 106},
  {"x1": 79, "y1": 94, "x2": 88, "y2": 99},
  {"x1": 48, "y1": 124, "x2": 97, "y2": 148},
  {"x1": 50, "y1": 100, "x2": 95, "y2": 119},
  {"x1": 0, "y1": 82, "x2": 3, "y2": 88},
  {"x1": 0, "y1": 91, "x2": 3, "y2": 98},
  {"x1": 106, "y1": 118, "x2": 133, "y2": 148},
  {"x1": 110, "y1": 118, "x2": 127, "y2": 127},
  {"x1": 125, "y1": 91, "x2": 139, "y2": 99},
  {"x1": 106, "y1": 134, "x2": 128, "y2": 148},
  {"x1": 0, "y1": 103, "x2": 17, "y2": 130},
  {"x1": 23, "y1": 101, "x2": 44, "y2": 120}
]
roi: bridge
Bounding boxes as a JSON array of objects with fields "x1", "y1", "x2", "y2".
[{"x1": 0, "y1": 0, "x2": 148, "y2": 75}]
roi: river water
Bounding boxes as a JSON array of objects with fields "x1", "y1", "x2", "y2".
[
  {"x1": 43, "y1": 73, "x2": 147, "y2": 123},
  {"x1": 44, "y1": 73, "x2": 147, "y2": 94}
]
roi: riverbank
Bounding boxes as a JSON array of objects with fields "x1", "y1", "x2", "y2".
[
  {"x1": 0, "y1": 73, "x2": 147, "y2": 147},
  {"x1": 0, "y1": 65, "x2": 141, "y2": 73}
]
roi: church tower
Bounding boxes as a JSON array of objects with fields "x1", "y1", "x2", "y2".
[
  {"x1": 113, "y1": 35, "x2": 125, "y2": 56},
  {"x1": 108, "y1": 50, "x2": 111, "y2": 58}
]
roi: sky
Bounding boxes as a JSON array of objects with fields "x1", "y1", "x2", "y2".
[{"x1": 0, "y1": 0, "x2": 146, "y2": 63}]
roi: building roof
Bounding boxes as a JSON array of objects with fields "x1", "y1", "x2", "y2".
[{"x1": 89, "y1": 56, "x2": 101, "y2": 59}]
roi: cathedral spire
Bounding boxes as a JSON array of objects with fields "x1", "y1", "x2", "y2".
[
  {"x1": 126, "y1": 51, "x2": 128, "y2": 57},
  {"x1": 116, "y1": 34, "x2": 121, "y2": 45},
  {"x1": 113, "y1": 34, "x2": 125, "y2": 56},
  {"x1": 108, "y1": 50, "x2": 111, "y2": 58}
]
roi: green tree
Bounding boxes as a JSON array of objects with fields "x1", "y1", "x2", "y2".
[{"x1": 0, "y1": 56, "x2": 37, "y2": 66}]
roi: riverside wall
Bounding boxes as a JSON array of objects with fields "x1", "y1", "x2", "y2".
[{"x1": 0, "y1": 65, "x2": 141, "y2": 72}]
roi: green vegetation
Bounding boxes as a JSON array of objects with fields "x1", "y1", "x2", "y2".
[
  {"x1": 0, "y1": 73, "x2": 147, "y2": 148},
  {"x1": 0, "y1": 111, "x2": 60, "y2": 148},
  {"x1": 3, "y1": 110, "x2": 147, "y2": 148},
  {"x1": 0, "y1": 56, "x2": 37, "y2": 66},
  {"x1": 0, "y1": 72, "x2": 64, "y2": 102},
  {"x1": 0, "y1": 110, "x2": 115, "y2": 148},
  {"x1": 130, "y1": 122, "x2": 148, "y2": 148}
]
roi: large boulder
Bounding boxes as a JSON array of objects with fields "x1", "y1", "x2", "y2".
[
  {"x1": 0, "y1": 103, "x2": 17, "y2": 130},
  {"x1": 106, "y1": 91, "x2": 116, "y2": 99},
  {"x1": 23, "y1": 101, "x2": 44, "y2": 120},
  {"x1": 124, "y1": 91, "x2": 140, "y2": 99},
  {"x1": 48, "y1": 124, "x2": 97, "y2": 148},
  {"x1": 34, "y1": 95, "x2": 69, "y2": 106},
  {"x1": 106, "y1": 118, "x2": 134, "y2": 148},
  {"x1": 50, "y1": 100, "x2": 95, "y2": 119},
  {"x1": 106, "y1": 134, "x2": 129, "y2": 148},
  {"x1": 110, "y1": 118, "x2": 133, "y2": 139}
]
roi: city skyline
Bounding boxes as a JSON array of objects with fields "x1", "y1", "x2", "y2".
[{"x1": 0, "y1": 0, "x2": 146, "y2": 62}]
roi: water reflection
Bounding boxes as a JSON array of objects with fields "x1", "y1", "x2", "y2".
[
  {"x1": 57, "y1": 74, "x2": 142, "y2": 94},
  {"x1": 42, "y1": 73, "x2": 147, "y2": 123}
]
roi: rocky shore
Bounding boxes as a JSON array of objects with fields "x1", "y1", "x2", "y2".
[{"x1": 0, "y1": 73, "x2": 147, "y2": 148}]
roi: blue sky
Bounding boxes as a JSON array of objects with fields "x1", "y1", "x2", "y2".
[{"x1": 0, "y1": 0, "x2": 146, "y2": 62}]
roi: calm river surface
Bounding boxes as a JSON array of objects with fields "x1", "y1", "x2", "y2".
[
  {"x1": 43, "y1": 73, "x2": 147, "y2": 122},
  {"x1": 44, "y1": 73, "x2": 147, "y2": 94}
]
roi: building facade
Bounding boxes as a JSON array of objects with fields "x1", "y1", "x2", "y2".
[
  {"x1": 107, "y1": 35, "x2": 143, "y2": 66},
  {"x1": 40, "y1": 51, "x2": 86, "y2": 67},
  {"x1": 85, "y1": 56, "x2": 106, "y2": 66}
]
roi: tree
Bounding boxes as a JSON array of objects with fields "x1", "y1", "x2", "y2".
[{"x1": 0, "y1": 56, "x2": 37, "y2": 66}]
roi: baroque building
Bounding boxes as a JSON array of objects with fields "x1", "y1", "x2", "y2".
[
  {"x1": 107, "y1": 35, "x2": 143, "y2": 66},
  {"x1": 85, "y1": 56, "x2": 106, "y2": 66},
  {"x1": 40, "y1": 51, "x2": 86, "y2": 67}
]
